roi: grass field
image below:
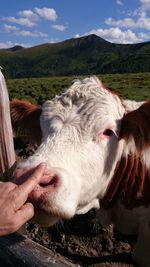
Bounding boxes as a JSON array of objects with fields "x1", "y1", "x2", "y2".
[{"x1": 6, "y1": 72, "x2": 150, "y2": 105}]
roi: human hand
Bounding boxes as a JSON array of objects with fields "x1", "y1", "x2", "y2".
[{"x1": 0, "y1": 163, "x2": 46, "y2": 236}]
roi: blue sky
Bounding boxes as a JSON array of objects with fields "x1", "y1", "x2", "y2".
[{"x1": 0, "y1": 0, "x2": 150, "y2": 48}]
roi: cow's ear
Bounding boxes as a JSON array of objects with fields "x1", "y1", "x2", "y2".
[
  {"x1": 10, "y1": 99, "x2": 42, "y2": 144},
  {"x1": 119, "y1": 101, "x2": 150, "y2": 152}
]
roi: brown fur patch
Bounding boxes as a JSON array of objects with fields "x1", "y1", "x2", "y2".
[
  {"x1": 120, "y1": 101, "x2": 150, "y2": 152},
  {"x1": 10, "y1": 99, "x2": 42, "y2": 144},
  {"x1": 101, "y1": 155, "x2": 150, "y2": 209}
]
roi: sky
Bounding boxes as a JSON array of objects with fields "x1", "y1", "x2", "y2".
[{"x1": 0, "y1": 0, "x2": 150, "y2": 48}]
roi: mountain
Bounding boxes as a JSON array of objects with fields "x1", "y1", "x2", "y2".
[
  {"x1": 7, "y1": 45, "x2": 24, "y2": 52},
  {"x1": 0, "y1": 34, "x2": 150, "y2": 78}
]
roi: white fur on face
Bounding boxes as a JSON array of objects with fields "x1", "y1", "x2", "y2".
[{"x1": 18, "y1": 76, "x2": 125, "y2": 226}]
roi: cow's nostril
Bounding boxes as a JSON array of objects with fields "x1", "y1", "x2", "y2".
[{"x1": 39, "y1": 175, "x2": 59, "y2": 188}]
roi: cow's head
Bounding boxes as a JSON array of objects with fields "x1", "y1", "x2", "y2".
[{"x1": 11, "y1": 76, "x2": 147, "y2": 226}]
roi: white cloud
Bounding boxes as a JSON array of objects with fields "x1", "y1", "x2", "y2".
[
  {"x1": 140, "y1": 0, "x2": 150, "y2": 10},
  {"x1": 96, "y1": 0, "x2": 150, "y2": 44},
  {"x1": 2, "y1": 7, "x2": 58, "y2": 28},
  {"x1": 138, "y1": 31, "x2": 150, "y2": 39},
  {"x1": 34, "y1": 7, "x2": 57, "y2": 21},
  {"x1": 37, "y1": 32, "x2": 49, "y2": 38},
  {"x1": 15, "y1": 30, "x2": 35, "y2": 37},
  {"x1": 90, "y1": 28, "x2": 141, "y2": 43},
  {"x1": 0, "y1": 41, "x2": 31, "y2": 49},
  {"x1": 16, "y1": 30, "x2": 48, "y2": 38},
  {"x1": 51, "y1": 24, "x2": 67, "y2": 31},
  {"x1": 3, "y1": 24, "x2": 48, "y2": 38},
  {"x1": 17, "y1": 10, "x2": 38, "y2": 21},
  {"x1": 76, "y1": 27, "x2": 148, "y2": 44},
  {"x1": 4, "y1": 24, "x2": 19, "y2": 32},
  {"x1": 137, "y1": 11, "x2": 147, "y2": 17},
  {"x1": 141, "y1": 0, "x2": 150, "y2": 2},
  {"x1": 3, "y1": 16, "x2": 36, "y2": 27},
  {"x1": 15, "y1": 30, "x2": 37, "y2": 37},
  {"x1": 105, "y1": 16, "x2": 150, "y2": 30},
  {"x1": 106, "y1": 17, "x2": 135, "y2": 28},
  {"x1": 48, "y1": 38, "x2": 59, "y2": 43},
  {"x1": 138, "y1": 16, "x2": 150, "y2": 29},
  {"x1": 0, "y1": 41, "x2": 16, "y2": 49},
  {"x1": 116, "y1": 0, "x2": 123, "y2": 6},
  {"x1": 75, "y1": 34, "x2": 80, "y2": 38}
]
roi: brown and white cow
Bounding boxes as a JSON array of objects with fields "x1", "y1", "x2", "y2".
[{"x1": 11, "y1": 76, "x2": 150, "y2": 266}]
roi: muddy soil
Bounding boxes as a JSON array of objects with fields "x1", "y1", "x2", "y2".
[{"x1": 15, "y1": 138, "x2": 135, "y2": 267}]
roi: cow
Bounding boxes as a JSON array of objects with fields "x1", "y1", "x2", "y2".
[{"x1": 11, "y1": 76, "x2": 150, "y2": 266}]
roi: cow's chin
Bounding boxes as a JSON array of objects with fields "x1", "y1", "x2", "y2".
[
  {"x1": 30, "y1": 192, "x2": 78, "y2": 227},
  {"x1": 32, "y1": 203, "x2": 75, "y2": 227},
  {"x1": 32, "y1": 208, "x2": 60, "y2": 227}
]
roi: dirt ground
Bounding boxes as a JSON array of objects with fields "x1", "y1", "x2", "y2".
[{"x1": 15, "y1": 138, "x2": 135, "y2": 267}]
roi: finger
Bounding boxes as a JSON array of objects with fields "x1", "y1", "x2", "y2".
[
  {"x1": 17, "y1": 163, "x2": 46, "y2": 195},
  {"x1": 3, "y1": 182, "x2": 17, "y2": 192},
  {"x1": 15, "y1": 202, "x2": 34, "y2": 226},
  {"x1": 13, "y1": 163, "x2": 46, "y2": 209},
  {"x1": 0, "y1": 181, "x2": 16, "y2": 195},
  {"x1": 13, "y1": 167, "x2": 36, "y2": 184}
]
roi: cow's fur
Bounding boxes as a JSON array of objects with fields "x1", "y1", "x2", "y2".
[
  {"x1": 11, "y1": 76, "x2": 150, "y2": 266},
  {"x1": 11, "y1": 99, "x2": 42, "y2": 144}
]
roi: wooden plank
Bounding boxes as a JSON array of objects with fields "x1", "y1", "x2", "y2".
[
  {"x1": 0, "y1": 232, "x2": 79, "y2": 267},
  {"x1": 0, "y1": 70, "x2": 16, "y2": 179}
]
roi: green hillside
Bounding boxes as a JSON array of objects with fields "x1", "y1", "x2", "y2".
[
  {"x1": 0, "y1": 34, "x2": 150, "y2": 78},
  {"x1": 7, "y1": 72, "x2": 150, "y2": 105}
]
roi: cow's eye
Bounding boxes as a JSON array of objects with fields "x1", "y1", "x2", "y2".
[
  {"x1": 103, "y1": 129, "x2": 114, "y2": 137},
  {"x1": 96, "y1": 128, "x2": 117, "y2": 142}
]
